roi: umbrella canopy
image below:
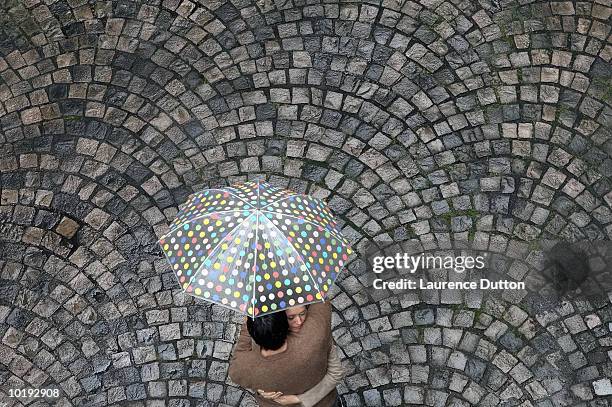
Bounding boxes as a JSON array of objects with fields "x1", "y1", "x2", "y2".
[{"x1": 158, "y1": 181, "x2": 352, "y2": 317}]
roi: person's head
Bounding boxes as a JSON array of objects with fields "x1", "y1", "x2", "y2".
[
  {"x1": 247, "y1": 311, "x2": 289, "y2": 350},
  {"x1": 286, "y1": 305, "x2": 308, "y2": 333}
]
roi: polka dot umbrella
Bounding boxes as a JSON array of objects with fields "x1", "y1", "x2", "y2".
[{"x1": 158, "y1": 181, "x2": 353, "y2": 317}]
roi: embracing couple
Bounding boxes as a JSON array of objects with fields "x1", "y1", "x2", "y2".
[{"x1": 229, "y1": 303, "x2": 345, "y2": 407}]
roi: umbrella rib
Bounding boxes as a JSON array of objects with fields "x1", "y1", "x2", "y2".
[
  {"x1": 259, "y1": 215, "x2": 324, "y2": 300},
  {"x1": 250, "y1": 212, "x2": 259, "y2": 318},
  {"x1": 258, "y1": 210, "x2": 348, "y2": 245},
  {"x1": 185, "y1": 210, "x2": 256, "y2": 288},
  {"x1": 250, "y1": 181, "x2": 261, "y2": 318},
  {"x1": 162, "y1": 210, "x2": 249, "y2": 239}
]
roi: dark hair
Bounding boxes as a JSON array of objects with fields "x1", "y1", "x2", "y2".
[{"x1": 247, "y1": 312, "x2": 289, "y2": 351}]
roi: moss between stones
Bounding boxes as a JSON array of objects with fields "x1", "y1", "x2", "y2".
[
  {"x1": 473, "y1": 307, "x2": 484, "y2": 321},
  {"x1": 440, "y1": 208, "x2": 480, "y2": 223},
  {"x1": 63, "y1": 115, "x2": 83, "y2": 122},
  {"x1": 449, "y1": 303, "x2": 464, "y2": 311}
]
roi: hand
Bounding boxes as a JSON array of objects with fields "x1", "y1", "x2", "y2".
[
  {"x1": 257, "y1": 389, "x2": 283, "y2": 400},
  {"x1": 272, "y1": 395, "x2": 301, "y2": 405},
  {"x1": 256, "y1": 390, "x2": 300, "y2": 405}
]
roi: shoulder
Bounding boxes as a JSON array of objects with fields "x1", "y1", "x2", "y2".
[
  {"x1": 307, "y1": 302, "x2": 332, "y2": 326},
  {"x1": 308, "y1": 301, "x2": 331, "y2": 315},
  {"x1": 309, "y1": 301, "x2": 332, "y2": 313}
]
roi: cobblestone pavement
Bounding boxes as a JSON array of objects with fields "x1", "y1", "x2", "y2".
[{"x1": 0, "y1": 0, "x2": 611, "y2": 406}]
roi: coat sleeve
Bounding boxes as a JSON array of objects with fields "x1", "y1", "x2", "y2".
[
  {"x1": 296, "y1": 343, "x2": 345, "y2": 407},
  {"x1": 228, "y1": 320, "x2": 257, "y2": 389}
]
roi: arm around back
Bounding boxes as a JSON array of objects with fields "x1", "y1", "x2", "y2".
[
  {"x1": 296, "y1": 343, "x2": 345, "y2": 407},
  {"x1": 228, "y1": 320, "x2": 257, "y2": 389}
]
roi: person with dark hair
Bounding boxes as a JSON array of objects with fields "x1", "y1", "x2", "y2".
[
  {"x1": 229, "y1": 303, "x2": 345, "y2": 407},
  {"x1": 246, "y1": 310, "x2": 289, "y2": 351}
]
